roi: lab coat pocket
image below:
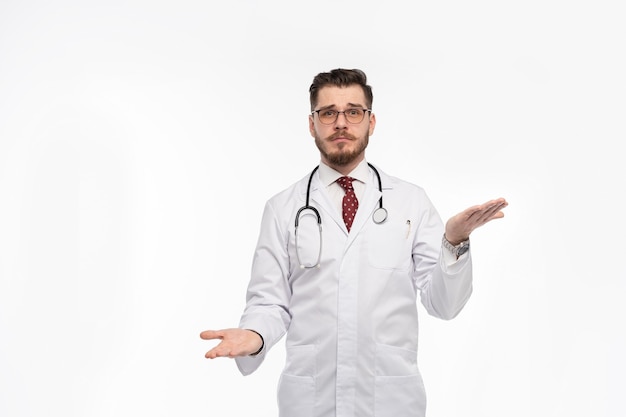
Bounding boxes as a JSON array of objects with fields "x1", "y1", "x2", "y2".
[
  {"x1": 374, "y1": 374, "x2": 426, "y2": 417},
  {"x1": 375, "y1": 343, "x2": 418, "y2": 376},
  {"x1": 277, "y1": 374, "x2": 315, "y2": 417},
  {"x1": 374, "y1": 344, "x2": 426, "y2": 416},
  {"x1": 278, "y1": 345, "x2": 316, "y2": 417},
  {"x1": 367, "y1": 220, "x2": 411, "y2": 270},
  {"x1": 283, "y1": 344, "x2": 316, "y2": 376}
]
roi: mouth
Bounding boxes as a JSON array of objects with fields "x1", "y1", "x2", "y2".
[{"x1": 329, "y1": 133, "x2": 355, "y2": 142}]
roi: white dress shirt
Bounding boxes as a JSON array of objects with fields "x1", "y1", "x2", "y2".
[{"x1": 317, "y1": 159, "x2": 370, "y2": 215}]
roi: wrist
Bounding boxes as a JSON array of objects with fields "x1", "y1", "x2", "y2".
[
  {"x1": 246, "y1": 329, "x2": 264, "y2": 356},
  {"x1": 442, "y1": 235, "x2": 470, "y2": 259},
  {"x1": 443, "y1": 234, "x2": 467, "y2": 246}
]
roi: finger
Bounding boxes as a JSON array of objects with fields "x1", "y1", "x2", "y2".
[
  {"x1": 464, "y1": 205, "x2": 487, "y2": 222},
  {"x1": 474, "y1": 202, "x2": 507, "y2": 225},
  {"x1": 205, "y1": 347, "x2": 229, "y2": 359},
  {"x1": 482, "y1": 200, "x2": 508, "y2": 218},
  {"x1": 204, "y1": 337, "x2": 234, "y2": 358},
  {"x1": 461, "y1": 198, "x2": 508, "y2": 219},
  {"x1": 478, "y1": 202, "x2": 506, "y2": 218},
  {"x1": 205, "y1": 342, "x2": 247, "y2": 359},
  {"x1": 462, "y1": 200, "x2": 498, "y2": 220},
  {"x1": 479, "y1": 198, "x2": 507, "y2": 211},
  {"x1": 470, "y1": 199, "x2": 507, "y2": 220},
  {"x1": 458, "y1": 204, "x2": 504, "y2": 232},
  {"x1": 199, "y1": 330, "x2": 224, "y2": 340},
  {"x1": 482, "y1": 197, "x2": 507, "y2": 205}
]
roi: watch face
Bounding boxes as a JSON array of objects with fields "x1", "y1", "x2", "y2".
[{"x1": 457, "y1": 244, "x2": 470, "y2": 257}]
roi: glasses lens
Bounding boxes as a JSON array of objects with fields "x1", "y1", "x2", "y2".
[
  {"x1": 318, "y1": 110, "x2": 337, "y2": 124},
  {"x1": 345, "y1": 108, "x2": 365, "y2": 123}
]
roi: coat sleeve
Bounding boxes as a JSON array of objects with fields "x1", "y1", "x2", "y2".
[
  {"x1": 412, "y1": 195, "x2": 473, "y2": 320},
  {"x1": 235, "y1": 200, "x2": 292, "y2": 375}
]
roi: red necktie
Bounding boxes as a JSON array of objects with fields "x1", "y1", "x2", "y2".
[{"x1": 337, "y1": 176, "x2": 359, "y2": 232}]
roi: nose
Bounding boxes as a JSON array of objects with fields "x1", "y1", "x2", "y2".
[{"x1": 334, "y1": 112, "x2": 348, "y2": 129}]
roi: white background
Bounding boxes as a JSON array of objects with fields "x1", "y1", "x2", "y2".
[{"x1": 1, "y1": 1, "x2": 624, "y2": 416}]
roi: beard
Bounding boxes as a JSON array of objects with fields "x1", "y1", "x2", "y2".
[{"x1": 314, "y1": 131, "x2": 369, "y2": 167}]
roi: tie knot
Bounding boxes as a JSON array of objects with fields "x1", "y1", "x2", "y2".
[{"x1": 337, "y1": 176, "x2": 356, "y2": 191}]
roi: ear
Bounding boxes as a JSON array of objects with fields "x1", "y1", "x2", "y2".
[
  {"x1": 368, "y1": 112, "x2": 376, "y2": 136},
  {"x1": 308, "y1": 114, "x2": 316, "y2": 137}
]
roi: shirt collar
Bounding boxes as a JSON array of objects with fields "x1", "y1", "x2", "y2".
[{"x1": 318, "y1": 159, "x2": 370, "y2": 187}]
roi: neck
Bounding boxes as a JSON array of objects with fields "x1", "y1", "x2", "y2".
[{"x1": 323, "y1": 155, "x2": 365, "y2": 176}]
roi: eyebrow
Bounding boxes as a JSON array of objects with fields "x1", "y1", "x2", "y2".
[{"x1": 316, "y1": 102, "x2": 367, "y2": 111}]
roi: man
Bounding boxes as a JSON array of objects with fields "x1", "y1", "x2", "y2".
[{"x1": 200, "y1": 68, "x2": 508, "y2": 417}]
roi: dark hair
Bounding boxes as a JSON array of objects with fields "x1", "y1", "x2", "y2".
[{"x1": 309, "y1": 68, "x2": 373, "y2": 111}]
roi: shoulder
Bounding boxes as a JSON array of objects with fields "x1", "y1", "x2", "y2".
[
  {"x1": 373, "y1": 166, "x2": 438, "y2": 213},
  {"x1": 375, "y1": 166, "x2": 428, "y2": 195},
  {"x1": 264, "y1": 171, "x2": 311, "y2": 209}
]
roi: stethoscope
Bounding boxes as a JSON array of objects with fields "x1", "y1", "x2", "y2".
[{"x1": 295, "y1": 163, "x2": 388, "y2": 268}]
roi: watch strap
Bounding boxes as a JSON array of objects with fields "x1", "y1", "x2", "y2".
[{"x1": 442, "y1": 235, "x2": 470, "y2": 259}]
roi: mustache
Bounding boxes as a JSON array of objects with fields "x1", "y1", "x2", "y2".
[{"x1": 327, "y1": 132, "x2": 357, "y2": 141}]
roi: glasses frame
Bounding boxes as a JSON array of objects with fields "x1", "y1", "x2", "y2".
[{"x1": 311, "y1": 108, "x2": 372, "y2": 125}]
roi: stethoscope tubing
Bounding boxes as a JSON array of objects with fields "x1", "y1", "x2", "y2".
[{"x1": 295, "y1": 163, "x2": 387, "y2": 268}]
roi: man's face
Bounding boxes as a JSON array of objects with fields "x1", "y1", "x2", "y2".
[{"x1": 309, "y1": 85, "x2": 376, "y2": 171}]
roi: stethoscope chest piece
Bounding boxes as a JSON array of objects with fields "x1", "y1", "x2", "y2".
[{"x1": 372, "y1": 207, "x2": 388, "y2": 224}]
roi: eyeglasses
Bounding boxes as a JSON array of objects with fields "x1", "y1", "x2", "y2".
[{"x1": 311, "y1": 108, "x2": 371, "y2": 125}]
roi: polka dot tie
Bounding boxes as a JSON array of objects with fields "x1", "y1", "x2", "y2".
[{"x1": 337, "y1": 176, "x2": 359, "y2": 232}]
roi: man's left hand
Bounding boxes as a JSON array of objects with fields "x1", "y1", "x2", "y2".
[{"x1": 445, "y1": 198, "x2": 508, "y2": 245}]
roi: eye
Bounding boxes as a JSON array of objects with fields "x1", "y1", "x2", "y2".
[
  {"x1": 322, "y1": 110, "x2": 337, "y2": 117},
  {"x1": 346, "y1": 109, "x2": 363, "y2": 117}
]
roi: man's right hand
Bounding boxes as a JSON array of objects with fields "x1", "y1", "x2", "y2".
[{"x1": 200, "y1": 328, "x2": 263, "y2": 359}]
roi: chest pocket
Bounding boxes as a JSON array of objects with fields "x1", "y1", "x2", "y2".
[{"x1": 367, "y1": 218, "x2": 412, "y2": 270}]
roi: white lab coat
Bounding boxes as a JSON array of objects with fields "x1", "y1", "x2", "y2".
[{"x1": 235, "y1": 164, "x2": 473, "y2": 417}]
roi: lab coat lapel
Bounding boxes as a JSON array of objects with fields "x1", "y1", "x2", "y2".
[
  {"x1": 345, "y1": 180, "x2": 381, "y2": 244},
  {"x1": 306, "y1": 174, "x2": 347, "y2": 235}
]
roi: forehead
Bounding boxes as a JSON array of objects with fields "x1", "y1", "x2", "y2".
[{"x1": 315, "y1": 85, "x2": 367, "y2": 108}]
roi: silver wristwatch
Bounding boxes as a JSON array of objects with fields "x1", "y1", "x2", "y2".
[{"x1": 442, "y1": 235, "x2": 470, "y2": 259}]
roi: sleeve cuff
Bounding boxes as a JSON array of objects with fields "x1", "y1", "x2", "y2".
[{"x1": 246, "y1": 329, "x2": 264, "y2": 356}]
